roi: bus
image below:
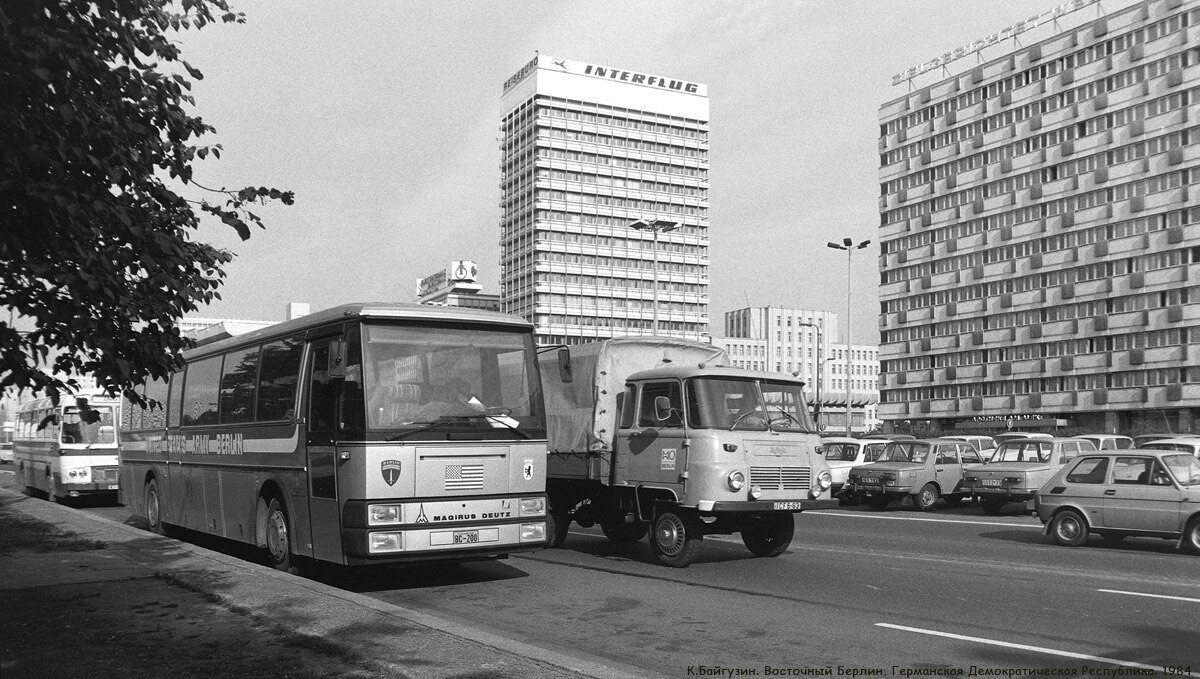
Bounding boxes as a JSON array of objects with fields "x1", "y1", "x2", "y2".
[
  {"x1": 13, "y1": 391, "x2": 122, "y2": 502},
  {"x1": 119, "y1": 303, "x2": 548, "y2": 571},
  {"x1": 0, "y1": 421, "x2": 13, "y2": 464}
]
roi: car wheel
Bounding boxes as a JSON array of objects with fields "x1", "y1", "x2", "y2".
[
  {"x1": 600, "y1": 517, "x2": 649, "y2": 543},
  {"x1": 1049, "y1": 509, "x2": 1089, "y2": 547},
  {"x1": 649, "y1": 509, "x2": 703, "y2": 567},
  {"x1": 867, "y1": 495, "x2": 891, "y2": 511},
  {"x1": 981, "y1": 498, "x2": 1006, "y2": 515},
  {"x1": 740, "y1": 513, "x2": 794, "y2": 558},
  {"x1": 1183, "y1": 517, "x2": 1200, "y2": 555},
  {"x1": 264, "y1": 496, "x2": 295, "y2": 572},
  {"x1": 912, "y1": 484, "x2": 939, "y2": 512}
]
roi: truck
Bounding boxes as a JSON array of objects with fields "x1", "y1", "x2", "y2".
[{"x1": 539, "y1": 337, "x2": 837, "y2": 567}]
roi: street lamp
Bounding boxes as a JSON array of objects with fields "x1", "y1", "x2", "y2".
[
  {"x1": 827, "y1": 237, "x2": 871, "y2": 436},
  {"x1": 629, "y1": 218, "x2": 679, "y2": 335},
  {"x1": 796, "y1": 321, "x2": 823, "y2": 428}
]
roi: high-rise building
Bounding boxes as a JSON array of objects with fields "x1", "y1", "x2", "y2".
[
  {"x1": 877, "y1": 0, "x2": 1200, "y2": 436},
  {"x1": 499, "y1": 55, "x2": 710, "y2": 345},
  {"x1": 718, "y1": 306, "x2": 880, "y2": 433}
]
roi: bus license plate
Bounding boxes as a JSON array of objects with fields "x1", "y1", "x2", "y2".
[
  {"x1": 773, "y1": 501, "x2": 803, "y2": 510},
  {"x1": 453, "y1": 530, "x2": 480, "y2": 544}
]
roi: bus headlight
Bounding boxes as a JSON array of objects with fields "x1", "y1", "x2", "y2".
[
  {"x1": 369, "y1": 532, "x2": 404, "y2": 553},
  {"x1": 521, "y1": 522, "x2": 546, "y2": 542},
  {"x1": 520, "y1": 497, "x2": 546, "y2": 516},
  {"x1": 368, "y1": 504, "x2": 402, "y2": 526},
  {"x1": 67, "y1": 469, "x2": 90, "y2": 482},
  {"x1": 748, "y1": 485, "x2": 762, "y2": 500},
  {"x1": 727, "y1": 471, "x2": 745, "y2": 491}
]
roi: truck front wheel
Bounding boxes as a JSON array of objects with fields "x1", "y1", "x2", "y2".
[
  {"x1": 740, "y1": 513, "x2": 794, "y2": 557},
  {"x1": 649, "y1": 509, "x2": 704, "y2": 567}
]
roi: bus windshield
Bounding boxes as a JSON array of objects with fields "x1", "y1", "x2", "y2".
[
  {"x1": 361, "y1": 324, "x2": 545, "y2": 437},
  {"x1": 61, "y1": 405, "x2": 116, "y2": 444},
  {"x1": 685, "y1": 377, "x2": 816, "y2": 433}
]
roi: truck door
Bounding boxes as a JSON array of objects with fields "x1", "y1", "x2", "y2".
[{"x1": 621, "y1": 380, "x2": 687, "y2": 493}]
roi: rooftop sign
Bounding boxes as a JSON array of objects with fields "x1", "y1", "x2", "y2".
[{"x1": 891, "y1": 0, "x2": 1101, "y2": 87}]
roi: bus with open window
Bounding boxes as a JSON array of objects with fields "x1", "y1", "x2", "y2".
[
  {"x1": 118, "y1": 303, "x2": 548, "y2": 570},
  {"x1": 14, "y1": 390, "x2": 121, "y2": 502}
]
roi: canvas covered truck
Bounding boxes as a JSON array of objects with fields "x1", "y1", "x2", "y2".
[{"x1": 539, "y1": 337, "x2": 837, "y2": 567}]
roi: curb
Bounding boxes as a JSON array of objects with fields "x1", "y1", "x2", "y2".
[{"x1": 0, "y1": 486, "x2": 654, "y2": 679}]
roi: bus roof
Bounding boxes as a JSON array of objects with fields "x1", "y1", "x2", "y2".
[{"x1": 185, "y1": 302, "x2": 534, "y2": 357}]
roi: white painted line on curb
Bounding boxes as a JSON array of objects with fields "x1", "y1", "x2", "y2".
[
  {"x1": 811, "y1": 510, "x2": 1036, "y2": 529},
  {"x1": 1098, "y1": 588, "x2": 1200, "y2": 604},
  {"x1": 876, "y1": 623, "x2": 1198, "y2": 676}
]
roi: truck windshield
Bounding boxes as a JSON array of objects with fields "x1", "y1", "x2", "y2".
[
  {"x1": 685, "y1": 377, "x2": 816, "y2": 432},
  {"x1": 361, "y1": 324, "x2": 545, "y2": 439}
]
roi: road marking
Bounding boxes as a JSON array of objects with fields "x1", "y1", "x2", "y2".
[
  {"x1": 1099, "y1": 588, "x2": 1200, "y2": 604},
  {"x1": 810, "y1": 510, "x2": 1036, "y2": 529},
  {"x1": 877, "y1": 623, "x2": 1197, "y2": 676}
]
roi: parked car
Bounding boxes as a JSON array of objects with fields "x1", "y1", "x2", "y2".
[
  {"x1": 1139, "y1": 437, "x2": 1200, "y2": 458},
  {"x1": 1131, "y1": 432, "x2": 1194, "y2": 448},
  {"x1": 844, "y1": 438, "x2": 986, "y2": 512},
  {"x1": 941, "y1": 435, "x2": 997, "y2": 461},
  {"x1": 822, "y1": 437, "x2": 890, "y2": 502},
  {"x1": 1035, "y1": 450, "x2": 1200, "y2": 552},
  {"x1": 963, "y1": 437, "x2": 1098, "y2": 515},
  {"x1": 1076, "y1": 434, "x2": 1134, "y2": 451},
  {"x1": 987, "y1": 432, "x2": 1053, "y2": 461}
]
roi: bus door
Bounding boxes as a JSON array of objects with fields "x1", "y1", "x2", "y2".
[{"x1": 306, "y1": 336, "x2": 345, "y2": 562}]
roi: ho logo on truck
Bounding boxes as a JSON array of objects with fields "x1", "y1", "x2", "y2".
[{"x1": 381, "y1": 459, "x2": 402, "y2": 486}]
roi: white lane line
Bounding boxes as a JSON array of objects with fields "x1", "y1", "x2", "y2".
[
  {"x1": 877, "y1": 623, "x2": 1198, "y2": 676},
  {"x1": 1099, "y1": 588, "x2": 1200, "y2": 604},
  {"x1": 810, "y1": 510, "x2": 1036, "y2": 529}
]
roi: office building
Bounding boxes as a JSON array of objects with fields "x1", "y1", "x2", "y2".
[
  {"x1": 877, "y1": 0, "x2": 1200, "y2": 436},
  {"x1": 718, "y1": 306, "x2": 881, "y2": 433},
  {"x1": 415, "y1": 261, "x2": 501, "y2": 312},
  {"x1": 499, "y1": 55, "x2": 710, "y2": 344}
]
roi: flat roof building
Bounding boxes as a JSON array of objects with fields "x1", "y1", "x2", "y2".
[
  {"x1": 877, "y1": 0, "x2": 1200, "y2": 437},
  {"x1": 499, "y1": 55, "x2": 710, "y2": 344}
]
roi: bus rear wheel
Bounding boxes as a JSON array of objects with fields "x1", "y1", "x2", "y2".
[
  {"x1": 264, "y1": 497, "x2": 295, "y2": 573},
  {"x1": 145, "y1": 478, "x2": 166, "y2": 535}
]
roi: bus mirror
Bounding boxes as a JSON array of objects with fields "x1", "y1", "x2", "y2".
[
  {"x1": 328, "y1": 341, "x2": 347, "y2": 378},
  {"x1": 654, "y1": 396, "x2": 672, "y2": 422},
  {"x1": 557, "y1": 347, "x2": 573, "y2": 383}
]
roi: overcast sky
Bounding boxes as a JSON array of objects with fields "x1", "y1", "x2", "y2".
[{"x1": 175, "y1": 0, "x2": 1123, "y2": 344}]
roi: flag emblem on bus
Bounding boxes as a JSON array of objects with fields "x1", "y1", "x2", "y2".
[
  {"x1": 381, "y1": 460, "x2": 402, "y2": 486},
  {"x1": 445, "y1": 463, "x2": 484, "y2": 491}
]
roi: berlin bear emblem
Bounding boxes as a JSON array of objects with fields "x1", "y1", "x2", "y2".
[{"x1": 381, "y1": 460, "x2": 402, "y2": 486}]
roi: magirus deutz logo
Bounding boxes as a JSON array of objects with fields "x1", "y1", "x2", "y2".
[{"x1": 381, "y1": 460, "x2": 402, "y2": 486}]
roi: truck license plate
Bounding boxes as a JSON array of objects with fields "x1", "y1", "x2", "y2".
[
  {"x1": 453, "y1": 530, "x2": 480, "y2": 544},
  {"x1": 982, "y1": 479, "x2": 1001, "y2": 487},
  {"x1": 773, "y1": 501, "x2": 803, "y2": 510}
]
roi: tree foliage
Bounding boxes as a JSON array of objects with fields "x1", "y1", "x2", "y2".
[{"x1": 0, "y1": 0, "x2": 293, "y2": 405}]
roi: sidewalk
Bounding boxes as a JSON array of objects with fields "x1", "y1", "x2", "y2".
[{"x1": 0, "y1": 487, "x2": 650, "y2": 679}]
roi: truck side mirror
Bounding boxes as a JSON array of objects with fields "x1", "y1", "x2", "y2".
[
  {"x1": 557, "y1": 347, "x2": 573, "y2": 383},
  {"x1": 654, "y1": 396, "x2": 672, "y2": 422},
  {"x1": 328, "y1": 340, "x2": 347, "y2": 378}
]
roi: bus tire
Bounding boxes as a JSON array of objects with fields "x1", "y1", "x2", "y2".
[
  {"x1": 264, "y1": 496, "x2": 295, "y2": 573},
  {"x1": 740, "y1": 512, "x2": 794, "y2": 558},
  {"x1": 649, "y1": 508, "x2": 703, "y2": 568},
  {"x1": 145, "y1": 478, "x2": 168, "y2": 535}
]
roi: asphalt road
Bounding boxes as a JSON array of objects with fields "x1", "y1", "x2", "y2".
[{"x1": 6, "y1": 466, "x2": 1196, "y2": 679}]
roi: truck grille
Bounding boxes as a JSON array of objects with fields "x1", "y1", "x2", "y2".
[{"x1": 750, "y1": 466, "x2": 811, "y2": 491}]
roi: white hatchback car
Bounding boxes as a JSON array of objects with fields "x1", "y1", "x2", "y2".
[{"x1": 822, "y1": 437, "x2": 890, "y2": 503}]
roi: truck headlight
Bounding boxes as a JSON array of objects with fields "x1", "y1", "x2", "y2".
[
  {"x1": 727, "y1": 470, "x2": 745, "y2": 491},
  {"x1": 816, "y1": 470, "x2": 832, "y2": 490},
  {"x1": 368, "y1": 504, "x2": 401, "y2": 526}
]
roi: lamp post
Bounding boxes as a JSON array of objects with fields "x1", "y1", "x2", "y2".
[
  {"x1": 827, "y1": 237, "x2": 871, "y2": 436},
  {"x1": 629, "y1": 218, "x2": 679, "y2": 335},
  {"x1": 797, "y1": 321, "x2": 823, "y2": 428}
]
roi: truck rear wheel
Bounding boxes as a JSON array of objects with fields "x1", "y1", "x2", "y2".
[
  {"x1": 600, "y1": 518, "x2": 648, "y2": 543},
  {"x1": 740, "y1": 513, "x2": 794, "y2": 557},
  {"x1": 649, "y1": 509, "x2": 703, "y2": 567}
]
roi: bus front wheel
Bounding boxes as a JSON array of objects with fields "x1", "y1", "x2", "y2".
[
  {"x1": 145, "y1": 478, "x2": 167, "y2": 535},
  {"x1": 264, "y1": 497, "x2": 295, "y2": 573}
]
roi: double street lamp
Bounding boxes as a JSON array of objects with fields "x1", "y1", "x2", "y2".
[
  {"x1": 827, "y1": 237, "x2": 871, "y2": 436},
  {"x1": 629, "y1": 218, "x2": 679, "y2": 335}
]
